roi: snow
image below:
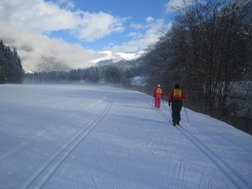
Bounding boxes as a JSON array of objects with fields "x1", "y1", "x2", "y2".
[
  {"x1": 0, "y1": 84, "x2": 252, "y2": 189},
  {"x1": 131, "y1": 76, "x2": 147, "y2": 86}
]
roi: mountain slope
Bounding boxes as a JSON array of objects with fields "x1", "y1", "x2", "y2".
[{"x1": 0, "y1": 84, "x2": 251, "y2": 189}]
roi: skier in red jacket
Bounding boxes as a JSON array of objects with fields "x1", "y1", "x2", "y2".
[
  {"x1": 153, "y1": 84, "x2": 163, "y2": 109},
  {"x1": 168, "y1": 84, "x2": 186, "y2": 126}
]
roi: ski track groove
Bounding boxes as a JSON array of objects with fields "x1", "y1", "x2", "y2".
[
  {"x1": 163, "y1": 102, "x2": 249, "y2": 152},
  {"x1": 162, "y1": 103, "x2": 252, "y2": 180},
  {"x1": 21, "y1": 97, "x2": 114, "y2": 189},
  {"x1": 0, "y1": 98, "x2": 105, "y2": 160},
  {"x1": 157, "y1": 109, "x2": 252, "y2": 189},
  {"x1": 193, "y1": 122, "x2": 249, "y2": 153},
  {"x1": 96, "y1": 141, "x2": 118, "y2": 188},
  {"x1": 0, "y1": 98, "x2": 82, "y2": 160}
]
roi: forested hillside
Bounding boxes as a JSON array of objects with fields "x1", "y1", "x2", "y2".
[
  {"x1": 25, "y1": 59, "x2": 142, "y2": 86},
  {"x1": 142, "y1": 0, "x2": 252, "y2": 133},
  {"x1": 0, "y1": 40, "x2": 23, "y2": 83}
]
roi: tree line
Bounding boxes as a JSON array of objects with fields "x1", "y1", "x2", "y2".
[
  {"x1": 0, "y1": 40, "x2": 23, "y2": 83},
  {"x1": 25, "y1": 60, "x2": 143, "y2": 87},
  {"x1": 142, "y1": 0, "x2": 252, "y2": 133}
]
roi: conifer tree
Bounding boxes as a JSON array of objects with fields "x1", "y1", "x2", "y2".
[{"x1": 0, "y1": 40, "x2": 23, "y2": 83}]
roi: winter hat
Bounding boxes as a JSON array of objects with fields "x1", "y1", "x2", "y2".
[
  {"x1": 174, "y1": 84, "x2": 180, "y2": 89},
  {"x1": 157, "y1": 84, "x2": 160, "y2": 87}
]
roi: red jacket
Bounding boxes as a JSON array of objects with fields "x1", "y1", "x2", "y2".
[
  {"x1": 168, "y1": 89, "x2": 186, "y2": 103},
  {"x1": 153, "y1": 87, "x2": 163, "y2": 96}
]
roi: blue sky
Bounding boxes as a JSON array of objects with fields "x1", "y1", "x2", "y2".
[
  {"x1": 0, "y1": 0, "x2": 182, "y2": 72},
  {"x1": 47, "y1": 0, "x2": 174, "y2": 50}
]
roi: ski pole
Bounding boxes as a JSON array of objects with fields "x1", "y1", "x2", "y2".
[
  {"x1": 164, "y1": 99, "x2": 172, "y2": 117},
  {"x1": 151, "y1": 97, "x2": 155, "y2": 108},
  {"x1": 169, "y1": 104, "x2": 172, "y2": 118},
  {"x1": 161, "y1": 99, "x2": 166, "y2": 108},
  {"x1": 162, "y1": 99, "x2": 170, "y2": 111},
  {"x1": 184, "y1": 107, "x2": 189, "y2": 123}
]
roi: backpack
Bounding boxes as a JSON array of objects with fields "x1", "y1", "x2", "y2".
[
  {"x1": 173, "y1": 89, "x2": 182, "y2": 98},
  {"x1": 156, "y1": 88, "x2": 162, "y2": 94}
]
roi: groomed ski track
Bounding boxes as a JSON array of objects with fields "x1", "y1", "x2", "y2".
[
  {"x1": 157, "y1": 110, "x2": 251, "y2": 188},
  {"x1": 0, "y1": 84, "x2": 252, "y2": 189},
  {"x1": 23, "y1": 97, "x2": 114, "y2": 189}
]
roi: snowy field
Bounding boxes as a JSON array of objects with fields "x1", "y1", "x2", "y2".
[{"x1": 0, "y1": 84, "x2": 252, "y2": 189}]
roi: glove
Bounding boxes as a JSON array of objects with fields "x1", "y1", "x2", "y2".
[{"x1": 168, "y1": 102, "x2": 171, "y2": 106}]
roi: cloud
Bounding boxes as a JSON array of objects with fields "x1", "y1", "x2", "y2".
[
  {"x1": 1, "y1": 25, "x2": 103, "y2": 72},
  {"x1": 0, "y1": 0, "x2": 125, "y2": 72},
  {"x1": 109, "y1": 18, "x2": 172, "y2": 53},
  {"x1": 165, "y1": 0, "x2": 193, "y2": 13},
  {"x1": 0, "y1": 0, "x2": 173, "y2": 72},
  {"x1": 130, "y1": 23, "x2": 145, "y2": 30},
  {"x1": 0, "y1": 0, "x2": 124, "y2": 41},
  {"x1": 56, "y1": 0, "x2": 75, "y2": 9},
  {"x1": 145, "y1": 17, "x2": 154, "y2": 23},
  {"x1": 75, "y1": 11, "x2": 124, "y2": 42},
  {"x1": 0, "y1": 0, "x2": 77, "y2": 33}
]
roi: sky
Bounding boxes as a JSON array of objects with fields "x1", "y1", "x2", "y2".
[{"x1": 0, "y1": 0, "x2": 186, "y2": 72}]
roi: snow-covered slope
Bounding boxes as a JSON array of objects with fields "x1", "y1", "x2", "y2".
[{"x1": 0, "y1": 84, "x2": 251, "y2": 189}]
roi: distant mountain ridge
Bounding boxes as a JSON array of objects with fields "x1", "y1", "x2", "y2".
[{"x1": 95, "y1": 51, "x2": 145, "y2": 66}]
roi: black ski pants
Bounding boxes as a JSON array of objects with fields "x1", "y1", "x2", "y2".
[{"x1": 172, "y1": 100, "x2": 183, "y2": 125}]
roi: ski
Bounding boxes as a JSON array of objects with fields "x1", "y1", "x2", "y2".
[{"x1": 168, "y1": 120, "x2": 182, "y2": 127}]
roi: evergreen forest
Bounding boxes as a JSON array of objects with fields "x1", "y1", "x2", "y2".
[{"x1": 0, "y1": 40, "x2": 23, "y2": 83}]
